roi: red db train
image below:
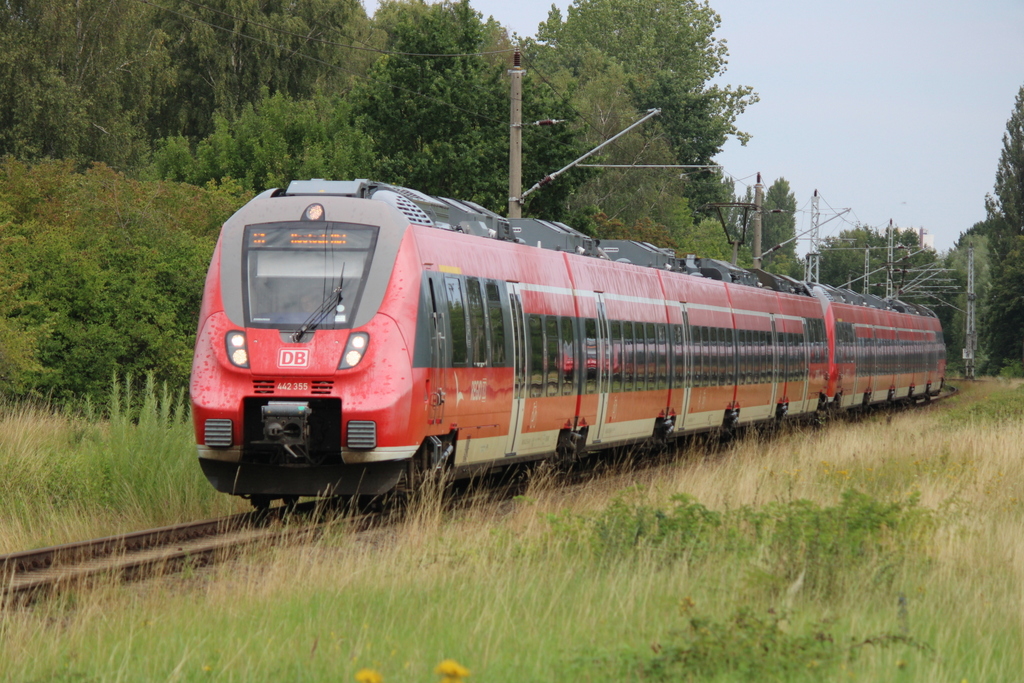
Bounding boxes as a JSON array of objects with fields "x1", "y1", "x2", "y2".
[{"x1": 190, "y1": 180, "x2": 946, "y2": 507}]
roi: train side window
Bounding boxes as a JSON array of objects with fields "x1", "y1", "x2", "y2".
[
  {"x1": 632, "y1": 322, "x2": 644, "y2": 392},
  {"x1": 444, "y1": 276, "x2": 468, "y2": 366},
  {"x1": 529, "y1": 315, "x2": 544, "y2": 398},
  {"x1": 691, "y1": 326, "x2": 701, "y2": 387},
  {"x1": 623, "y1": 322, "x2": 636, "y2": 391},
  {"x1": 656, "y1": 324, "x2": 669, "y2": 390},
  {"x1": 466, "y1": 278, "x2": 487, "y2": 366},
  {"x1": 610, "y1": 320, "x2": 623, "y2": 392},
  {"x1": 645, "y1": 322, "x2": 657, "y2": 390},
  {"x1": 561, "y1": 316, "x2": 576, "y2": 396},
  {"x1": 510, "y1": 294, "x2": 526, "y2": 399},
  {"x1": 760, "y1": 330, "x2": 768, "y2": 384},
  {"x1": 724, "y1": 327, "x2": 735, "y2": 386},
  {"x1": 485, "y1": 282, "x2": 506, "y2": 366},
  {"x1": 584, "y1": 319, "x2": 598, "y2": 394},
  {"x1": 546, "y1": 316, "x2": 560, "y2": 397},
  {"x1": 672, "y1": 324, "x2": 685, "y2": 389},
  {"x1": 700, "y1": 326, "x2": 710, "y2": 387},
  {"x1": 709, "y1": 326, "x2": 716, "y2": 387}
]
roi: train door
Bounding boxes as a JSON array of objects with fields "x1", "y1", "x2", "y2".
[
  {"x1": 589, "y1": 294, "x2": 611, "y2": 444},
  {"x1": 769, "y1": 315, "x2": 780, "y2": 411},
  {"x1": 675, "y1": 304, "x2": 693, "y2": 426},
  {"x1": 504, "y1": 283, "x2": 527, "y2": 456},
  {"x1": 796, "y1": 324, "x2": 810, "y2": 414},
  {"x1": 425, "y1": 273, "x2": 448, "y2": 425}
]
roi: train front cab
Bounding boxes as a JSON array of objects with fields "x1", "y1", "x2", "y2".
[{"x1": 191, "y1": 191, "x2": 432, "y2": 501}]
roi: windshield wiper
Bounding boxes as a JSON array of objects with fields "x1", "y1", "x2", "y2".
[{"x1": 292, "y1": 266, "x2": 345, "y2": 343}]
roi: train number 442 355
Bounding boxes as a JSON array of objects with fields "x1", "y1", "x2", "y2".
[{"x1": 276, "y1": 382, "x2": 309, "y2": 391}]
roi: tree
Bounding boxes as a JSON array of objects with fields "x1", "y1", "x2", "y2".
[
  {"x1": 759, "y1": 178, "x2": 801, "y2": 278},
  {"x1": 150, "y1": 0, "x2": 373, "y2": 142},
  {"x1": 352, "y1": 0, "x2": 588, "y2": 217},
  {"x1": 528, "y1": 0, "x2": 757, "y2": 225},
  {"x1": 0, "y1": 159, "x2": 245, "y2": 400},
  {"x1": 0, "y1": 0, "x2": 169, "y2": 169},
  {"x1": 151, "y1": 92, "x2": 374, "y2": 193},
  {"x1": 981, "y1": 85, "x2": 1024, "y2": 372}
]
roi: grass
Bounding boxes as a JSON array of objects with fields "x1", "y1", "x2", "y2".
[
  {"x1": 0, "y1": 376, "x2": 244, "y2": 552},
  {"x1": 1, "y1": 379, "x2": 1023, "y2": 681}
]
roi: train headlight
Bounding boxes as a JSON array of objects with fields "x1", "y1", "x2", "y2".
[
  {"x1": 303, "y1": 203, "x2": 325, "y2": 221},
  {"x1": 226, "y1": 331, "x2": 250, "y2": 368},
  {"x1": 338, "y1": 332, "x2": 370, "y2": 369}
]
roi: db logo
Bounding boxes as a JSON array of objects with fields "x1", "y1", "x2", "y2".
[{"x1": 278, "y1": 348, "x2": 309, "y2": 368}]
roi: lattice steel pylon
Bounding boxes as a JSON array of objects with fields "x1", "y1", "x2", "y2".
[
  {"x1": 804, "y1": 190, "x2": 821, "y2": 283},
  {"x1": 965, "y1": 243, "x2": 976, "y2": 380},
  {"x1": 886, "y1": 219, "x2": 895, "y2": 299}
]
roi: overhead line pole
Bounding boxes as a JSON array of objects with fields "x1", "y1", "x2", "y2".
[
  {"x1": 966, "y1": 243, "x2": 977, "y2": 380},
  {"x1": 804, "y1": 190, "x2": 821, "y2": 283},
  {"x1": 752, "y1": 173, "x2": 764, "y2": 269},
  {"x1": 508, "y1": 48, "x2": 524, "y2": 218}
]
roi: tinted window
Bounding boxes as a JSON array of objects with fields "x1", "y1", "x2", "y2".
[
  {"x1": 546, "y1": 317, "x2": 560, "y2": 397},
  {"x1": 466, "y1": 278, "x2": 486, "y2": 366},
  {"x1": 445, "y1": 277, "x2": 468, "y2": 366},
  {"x1": 529, "y1": 315, "x2": 543, "y2": 397},
  {"x1": 486, "y1": 282, "x2": 506, "y2": 365},
  {"x1": 561, "y1": 317, "x2": 576, "y2": 396}
]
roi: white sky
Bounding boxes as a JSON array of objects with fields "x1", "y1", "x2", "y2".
[{"x1": 363, "y1": 0, "x2": 1024, "y2": 254}]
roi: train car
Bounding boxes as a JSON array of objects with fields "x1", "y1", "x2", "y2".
[
  {"x1": 190, "y1": 179, "x2": 946, "y2": 507},
  {"x1": 809, "y1": 284, "x2": 946, "y2": 409}
]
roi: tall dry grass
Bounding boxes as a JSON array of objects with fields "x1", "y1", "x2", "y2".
[
  {"x1": 0, "y1": 377, "x2": 243, "y2": 552},
  {"x1": 2, "y1": 379, "x2": 1023, "y2": 681}
]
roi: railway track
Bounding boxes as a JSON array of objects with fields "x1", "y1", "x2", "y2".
[
  {"x1": 0, "y1": 503, "x2": 355, "y2": 604},
  {"x1": 1, "y1": 385, "x2": 958, "y2": 605}
]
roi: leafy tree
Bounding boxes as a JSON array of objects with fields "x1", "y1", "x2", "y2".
[
  {"x1": 759, "y1": 178, "x2": 801, "y2": 278},
  {"x1": 982, "y1": 85, "x2": 1024, "y2": 372},
  {"x1": 0, "y1": 159, "x2": 246, "y2": 400},
  {"x1": 817, "y1": 224, "x2": 945, "y2": 299},
  {"x1": 352, "y1": 0, "x2": 588, "y2": 217},
  {"x1": 151, "y1": 92, "x2": 374, "y2": 192},
  {"x1": 0, "y1": 0, "x2": 169, "y2": 169},
  {"x1": 528, "y1": 0, "x2": 757, "y2": 224},
  {"x1": 150, "y1": 0, "x2": 373, "y2": 142}
]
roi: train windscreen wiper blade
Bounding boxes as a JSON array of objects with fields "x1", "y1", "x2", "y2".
[{"x1": 292, "y1": 266, "x2": 345, "y2": 343}]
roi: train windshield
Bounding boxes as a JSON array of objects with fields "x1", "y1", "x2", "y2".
[{"x1": 243, "y1": 223, "x2": 379, "y2": 329}]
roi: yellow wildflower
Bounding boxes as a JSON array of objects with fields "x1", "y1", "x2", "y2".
[
  {"x1": 355, "y1": 668, "x2": 383, "y2": 683},
  {"x1": 435, "y1": 659, "x2": 471, "y2": 682}
]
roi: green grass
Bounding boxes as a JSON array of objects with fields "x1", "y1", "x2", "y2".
[
  {"x1": 0, "y1": 376, "x2": 242, "y2": 551},
  {"x1": 1, "y1": 379, "x2": 1023, "y2": 681}
]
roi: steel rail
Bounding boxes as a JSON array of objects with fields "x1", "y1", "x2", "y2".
[{"x1": 0, "y1": 502, "x2": 354, "y2": 603}]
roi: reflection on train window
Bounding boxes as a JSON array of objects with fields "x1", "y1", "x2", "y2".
[
  {"x1": 561, "y1": 316, "x2": 575, "y2": 396},
  {"x1": 510, "y1": 294, "x2": 525, "y2": 398},
  {"x1": 529, "y1": 315, "x2": 543, "y2": 398},
  {"x1": 485, "y1": 282, "x2": 505, "y2": 366},
  {"x1": 672, "y1": 324, "x2": 685, "y2": 389},
  {"x1": 466, "y1": 278, "x2": 486, "y2": 366},
  {"x1": 623, "y1": 322, "x2": 636, "y2": 391},
  {"x1": 584, "y1": 319, "x2": 598, "y2": 394},
  {"x1": 445, "y1": 277, "x2": 468, "y2": 366},
  {"x1": 545, "y1": 317, "x2": 560, "y2": 397},
  {"x1": 656, "y1": 324, "x2": 669, "y2": 390},
  {"x1": 610, "y1": 321, "x2": 623, "y2": 392},
  {"x1": 644, "y1": 323, "x2": 656, "y2": 390}
]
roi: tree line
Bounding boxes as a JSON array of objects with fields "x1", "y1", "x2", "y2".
[
  {"x1": 1, "y1": 0, "x2": 1020, "y2": 399},
  {"x1": 0, "y1": 0, "x2": 757, "y2": 400}
]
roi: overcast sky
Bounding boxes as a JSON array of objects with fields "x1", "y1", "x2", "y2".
[{"x1": 364, "y1": 0, "x2": 1024, "y2": 254}]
